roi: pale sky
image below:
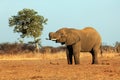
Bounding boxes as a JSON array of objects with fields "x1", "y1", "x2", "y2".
[{"x1": 0, "y1": 0, "x2": 120, "y2": 46}]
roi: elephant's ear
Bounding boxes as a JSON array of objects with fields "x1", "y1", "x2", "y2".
[{"x1": 65, "y1": 30, "x2": 80, "y2": 45}]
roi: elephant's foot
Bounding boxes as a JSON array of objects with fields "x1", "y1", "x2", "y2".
[
  {"x1": 74, "y1": 61, "x2": 80, "y2": 65},
  {"x1": 68, "y1": 61, "x2": 72, "y2": 65},
  {"x1": 75, "y1": 63, "x2": 80, "y2": 65},
  {"x1": 92, "y1": 61, "x2": 98, "y2": 64}
]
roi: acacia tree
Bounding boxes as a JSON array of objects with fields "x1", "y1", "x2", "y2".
[{"x1": 9, "y1": 8, "x2": 48, "y2": 51}]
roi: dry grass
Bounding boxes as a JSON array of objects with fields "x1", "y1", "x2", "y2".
[
  {"x1": 101, "y1": 52, "x2": 119, "y2": 58},
  {"x1": 0, "y1": 52, "x2": 119, "y2": 60},
  {"x1": 0, "y1": 51, "x2": 66, "y2": 60},
  {"x1": 0, "y1": 52, "x2": 120, "y2": 80}
]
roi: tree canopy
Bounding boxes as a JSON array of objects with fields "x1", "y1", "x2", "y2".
[
  {"x1": 9, "y1": 8, "x2": 48, "y2": 51},
  {"x1": 9, "y1": 8, "x2": 48, "y2": 41}
]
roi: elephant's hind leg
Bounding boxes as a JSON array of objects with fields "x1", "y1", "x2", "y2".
[{"x1": 90, "y1": 48, "x2": 98, "y2": 64}]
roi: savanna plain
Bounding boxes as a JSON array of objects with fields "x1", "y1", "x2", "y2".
[{"x1": 0, "y1": 52, "x2": 120, "y2": 80}]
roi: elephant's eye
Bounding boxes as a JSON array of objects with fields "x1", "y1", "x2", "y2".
[
  {"x1": 60, "y1": 33, "x2": 64, "y2": 36},
  {"x1": 60, "y1": 33, "x2": 64, "y2": 37}
]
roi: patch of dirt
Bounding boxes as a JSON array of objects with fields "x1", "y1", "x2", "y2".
[{"x1": 0, "y1": 53, "x2": 120, "y2": 80}]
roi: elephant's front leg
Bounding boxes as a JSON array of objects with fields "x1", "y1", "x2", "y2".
[
  {"x1": 66, "y1": 46, "x2": 73, "y2": 64},
  {"x1": 72, "y1": 43, "x2": 81, "y2": 64}
]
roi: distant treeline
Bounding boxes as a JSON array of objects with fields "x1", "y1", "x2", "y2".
[
  {"x1": 0, "y1": 43, "x2": 66, "y2": 54},
  {"x1": 0, "y1": 42, "x2": 120, "y2": 54}
]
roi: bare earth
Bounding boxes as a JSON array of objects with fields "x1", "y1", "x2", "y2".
[{"x1": 0, "y1": 53, "x2": 120, "y2": 80}]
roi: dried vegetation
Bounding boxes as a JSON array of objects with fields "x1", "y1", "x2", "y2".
[{"x1": 0, "y1": 42, "x2": 120, "y2": 80}]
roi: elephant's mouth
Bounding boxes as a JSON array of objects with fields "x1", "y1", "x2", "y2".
[
  {"x1": 56, "y1": 40, "x2": 65, "y2": 45},
  {"x1": 61, "y1": 42, "x2": 65, "y2": 45}
]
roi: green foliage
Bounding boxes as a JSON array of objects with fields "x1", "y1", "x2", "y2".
[{"x1": 9, "y1": 8, "x2": 48, "y2": 39}]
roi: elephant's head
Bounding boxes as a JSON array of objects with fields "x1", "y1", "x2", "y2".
[{"x1": 48, "y1": 28, "x2": 80, "y2": 45}]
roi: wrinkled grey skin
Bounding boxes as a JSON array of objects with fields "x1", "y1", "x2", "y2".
[{"x1": 48, "y1": 27, "x2": 101, "y2": 65}]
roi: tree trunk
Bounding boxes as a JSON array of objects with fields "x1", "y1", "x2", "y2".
[{"x1": 35, "y1": 43, "x2": 39, "y2": 53}]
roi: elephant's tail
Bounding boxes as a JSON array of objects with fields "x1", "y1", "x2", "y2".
[{"x1": 100, "y1": 45, "x2": 103, "y2": 57}]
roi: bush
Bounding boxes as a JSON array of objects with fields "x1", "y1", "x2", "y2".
[
  {"x1": 0, "y1": 42, "x2": 36, "y2": 54},
  {"x1": 115, "y1": 42, "x2": 120, "y2": 53},
  {"x1": 40, "y1": 46, "x2": 66, "y2": 53}
]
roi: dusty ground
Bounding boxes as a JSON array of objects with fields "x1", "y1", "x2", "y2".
[{"x1": 0, "y1": 53, "x2": 120, "y2": 80}]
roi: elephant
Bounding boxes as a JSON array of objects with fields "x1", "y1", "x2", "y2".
[{"x1": 48, "y1": 27, "x2": 102, "y2": 65}]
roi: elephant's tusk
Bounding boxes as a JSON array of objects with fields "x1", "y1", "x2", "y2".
[
  {"x1": 51, "y1": 39, "x2": 57, "y2": 41},
  {"x1": 46, "y1": 38, "x2": 57, "y2": 41}
]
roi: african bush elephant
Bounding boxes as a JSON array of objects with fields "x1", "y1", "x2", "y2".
[{"x1": 48, "y1": 27, "x2": 101, "y2": 65}]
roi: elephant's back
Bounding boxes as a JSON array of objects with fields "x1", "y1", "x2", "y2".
[
  {"x1": 80, "y1": 27, "x2": 101, "y2": 51},
  {"x1": 82, "y1": 27, "x2": 100, "y2": 37},
  {"x1": 82, "y1": 27, "x2": 97, "y2": 32}
]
